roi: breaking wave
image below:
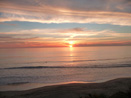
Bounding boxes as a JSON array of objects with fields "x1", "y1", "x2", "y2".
[{"x1": 2, "y1": 64, "x2": 131, "y2": 69}]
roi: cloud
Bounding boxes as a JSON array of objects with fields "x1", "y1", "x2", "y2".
[
  {"x1": 74, "y1": 41, "x2": 131, "y2": 47},
  {"x1": 1, "y1": 28, "x2": 131, "y2": 40},
  {"x1": 0, "y1": 0, "x2": 131, "y2": 26},
  {"x1": 0, "y1": 41, "x2": 65, "y2": 48},
  {"x1": 0, "y1": 28, "x2": 130, "y2": 48}
]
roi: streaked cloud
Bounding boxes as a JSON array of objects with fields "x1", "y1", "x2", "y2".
[
  {"x1": 0, "y1": 0, "x2": 131, "y2": 26},
  {"x1": 1, "y1": 28, "x2": 131, "y2": 39},
  {"x1": 0, "y1": 28, "x2": 130, "y2": 47}
]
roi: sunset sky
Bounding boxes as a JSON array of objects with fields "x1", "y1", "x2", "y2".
[{"x1": 0, "y1": 0, "x2": 131, "y2": 48}]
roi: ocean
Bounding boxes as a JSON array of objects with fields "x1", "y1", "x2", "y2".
[{"x1": 0, "y1": 46, "x2": 131, "y2": 91}]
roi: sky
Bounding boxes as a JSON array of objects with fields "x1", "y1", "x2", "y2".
[{"x1": 0, "y1": 0, "x2": 131, "y2": 48}]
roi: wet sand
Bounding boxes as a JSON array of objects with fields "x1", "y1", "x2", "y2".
[{"x1": 0, "y1": 78, "x2": 131, "y2": 98}]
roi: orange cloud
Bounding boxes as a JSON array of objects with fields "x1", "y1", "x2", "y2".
[
  {"x1": 74, "y1": 41, "x2": 131, "y2": 47},
  {"x1": 0, "y1": 28, "x2": 131, "y2": 48}
]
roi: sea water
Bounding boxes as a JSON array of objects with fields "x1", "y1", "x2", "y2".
[{"x1": 0, "y1": 46, "x2": 131, "y2": 91}]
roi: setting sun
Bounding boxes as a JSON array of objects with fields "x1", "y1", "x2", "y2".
[
  {"x1": 68, "y1": 41, "x2": 75, "y2": 47},
  {"x1": 69, "y1": 45, "x2": 73, "y2": 47}
]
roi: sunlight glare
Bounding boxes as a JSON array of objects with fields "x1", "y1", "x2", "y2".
[
  {"x1": 70, "y1": 45, "x2": 72, "y2": 48},
  {"x1": 69, "y1": 41, "x2": 75, "y2": 47}
]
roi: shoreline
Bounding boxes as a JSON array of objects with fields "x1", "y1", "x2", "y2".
[
  {"x1": 0, "y1": 77, "x2": 128, "y2": 92},
  {"x1": 0, "y1": 77, "x2": 131, "y2": 98},
  {"x1": 0, "y1": 81, "x2": 93, "y2": 92}
]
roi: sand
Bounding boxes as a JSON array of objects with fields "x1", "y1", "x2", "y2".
[{"x1": 0, "y1": 78, "x2": 131, "y2": 98}]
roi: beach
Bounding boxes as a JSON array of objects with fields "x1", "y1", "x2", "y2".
[{"x1": 0, "y1": 78, "x2": 131, "y2": 98}]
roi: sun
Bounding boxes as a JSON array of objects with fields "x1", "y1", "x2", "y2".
[{"x1": 68, "y1": 41, "x2": 74, "y2": 47}]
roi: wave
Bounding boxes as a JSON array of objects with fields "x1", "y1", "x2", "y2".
[
  {"x1": 0, "y1": 57, "x2": 130, "y2": 65},
  {"x1": 4, "y1": 57, "x2": 131, "y2": 66},
  {"x1": 2, "y1": 64, "x2": 131, "y2": 69},
  {"x1": 6, "y1": 82, "x2": 30, "y2": 85},
  {"x1": 22, "y1": 57, "x2": 131, "y2": 64}
]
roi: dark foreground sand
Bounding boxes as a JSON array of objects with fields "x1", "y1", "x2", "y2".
[{"x1": 0, "y1": 78, "x2": 131, "y2": 98}]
